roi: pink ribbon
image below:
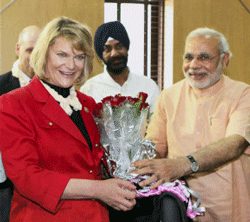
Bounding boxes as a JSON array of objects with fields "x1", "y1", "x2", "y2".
[{"x1": 131, "y1": 179, "x2": 205, "y2": 219}]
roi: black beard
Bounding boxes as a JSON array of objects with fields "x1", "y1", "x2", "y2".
[{"x1": 104, "y1": 55, "x2": 128, "y2": 75}]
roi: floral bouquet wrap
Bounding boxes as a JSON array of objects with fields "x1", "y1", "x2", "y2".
[
  {"x1": 93, "y1": 92, "x2": 155, "y2": 180},
  {"x1": 94, "y1": 93, "x2": 205, "y2": 219}
]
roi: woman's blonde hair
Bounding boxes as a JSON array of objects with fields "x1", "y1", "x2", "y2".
[{"x1": 30, "y1": 16, "x2": 94, "y2": 86}]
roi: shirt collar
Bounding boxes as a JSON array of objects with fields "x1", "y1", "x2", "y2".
[
  {"x1": 104, "y1": 68, "x2": 131, "y2": 86},
  {"x1": 20, "y1": 70, "x2": 31, "y2": 87}
]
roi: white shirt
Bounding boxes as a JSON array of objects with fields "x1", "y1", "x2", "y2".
[
  {"x1": 20, "y1": 71, "x2": 31, "y2": 87},
  {"x1": 0, "y1": 152, "x2": 7, "y2": 183},
  {"x1": 12, "y1": 59, "x2": 31, "y2": 87},
  {"x1": 80, "y1": 70, "x2": 160, "y2": 113}
]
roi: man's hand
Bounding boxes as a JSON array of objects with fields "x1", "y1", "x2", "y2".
[{"x1": 131, "y1": 157, "x2": 190, "y2": 189}]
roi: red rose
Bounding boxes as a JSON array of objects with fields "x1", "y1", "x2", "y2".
[
  {"x1": 128, "y1": 97, "x2": 139, "y2": 105},
  {"x1": 102, "y1": 96, "x2": 114, "y2": 104},
  {"x1": 93, "y1": 102, "x2": 103, "y2": 116},
  {"x1": 140, "y1": 102, "x2": 149, "y2": 111},
  {"x1": 138, "y1": 92, "x2": 148, "y2": 104},
  {"x1": 111, "y1": 94, "x2": 127, "y2": 107}
]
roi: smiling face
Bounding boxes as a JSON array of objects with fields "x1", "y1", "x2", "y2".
[
  {"x1": 45, "y1": 36, "x2": 85, "y2": 88},
  {"x1": 103, "y1": 39, "x2": 128, "y2": 75},
  {"x1": 183, "y1": 36, "x2": 229, "y2": 89}
]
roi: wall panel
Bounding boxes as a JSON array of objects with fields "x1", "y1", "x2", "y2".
[{"x1": 0, "y1": 0, "x2": 104, "y2": 81}]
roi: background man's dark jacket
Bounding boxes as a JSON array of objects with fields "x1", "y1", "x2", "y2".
[{"x1": 0, "y1": 71, "x2": 20, "y2": 95}]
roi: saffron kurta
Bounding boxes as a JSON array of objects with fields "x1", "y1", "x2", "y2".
[{"x1": 146, "y1": 75, "x2": 250, "y2": 221}]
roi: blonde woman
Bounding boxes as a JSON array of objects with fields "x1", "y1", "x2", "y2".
[{"x1": 0, "y1": 17, "x2": 136, "y2": 221}]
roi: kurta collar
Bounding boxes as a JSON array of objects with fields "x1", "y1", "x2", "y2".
[{"x1": 190, "y1": 75, "x2": 225, "y2": 99}]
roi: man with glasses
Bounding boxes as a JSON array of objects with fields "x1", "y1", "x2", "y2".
[{"x1": 132, "y1": 28, "x2": 250, "y2": 221}]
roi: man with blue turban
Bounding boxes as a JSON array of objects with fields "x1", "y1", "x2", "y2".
[{"x1": 80, "y1": 21, "x2": 160, "y2": 114}]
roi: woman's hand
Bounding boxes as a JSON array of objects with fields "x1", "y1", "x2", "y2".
[{"x1": 94, "y1": 178, "x2": 137, "y2": 211}]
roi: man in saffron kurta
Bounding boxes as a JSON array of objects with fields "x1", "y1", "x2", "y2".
[{"x1": 132, "y1": 28, "x2": 250, "y2": 221}]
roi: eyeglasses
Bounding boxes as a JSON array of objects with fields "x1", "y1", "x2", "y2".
[{"x1": 183, "y1": 52, "x2": 225, "y2": 64}]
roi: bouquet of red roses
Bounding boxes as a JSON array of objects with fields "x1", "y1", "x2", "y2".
[
  {"x1": 93, "y1": 92, "x2": 156, "y2": 180},
  {"x1": 94, "y1": 93, "x2": 205, "y2": 219}
]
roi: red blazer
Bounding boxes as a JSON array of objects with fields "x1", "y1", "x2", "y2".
[{"x1": 0, "y1": 76, "x2": 109, "y2": 221}]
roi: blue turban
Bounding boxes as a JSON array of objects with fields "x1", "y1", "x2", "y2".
[{"x1": 94, "y1": 21, "x2": 130, "y2": 60}]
